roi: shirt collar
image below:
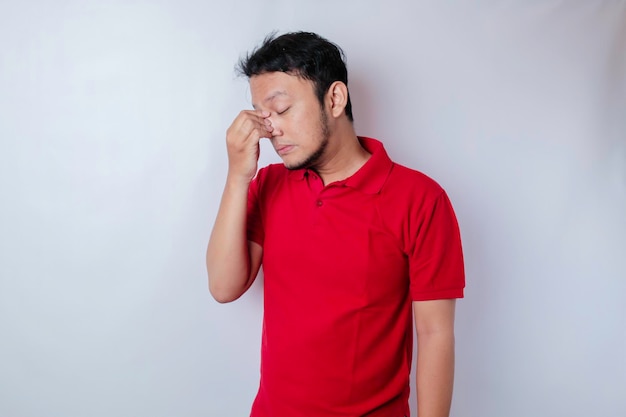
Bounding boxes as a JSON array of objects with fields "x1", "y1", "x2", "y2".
[
  {"x1": 344, "y1": 137, "x2": 393, "y2": 194},
  {"x1": 287, "y1": 137, "x2": 394, "y2": 194}
]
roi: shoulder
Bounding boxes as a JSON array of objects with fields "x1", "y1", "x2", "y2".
[
  {"x1": 255, "y1": 163, "x2": 288, "y2": 180},
  {"x1": 377, "y1": 160, "x2": 459, "y2": 234},
  {"x1": 251, "y1": 163, "x2": 302, "y2": 201},
  {"x1": 253, "y1": 163, "x2": 289, "y2": 188},
  {"x1": 383, "y1": 162, "x2": 445, "y2": 206},
  {"x1": 377, "y1": 163, "x2": 461, "y2": 255}
]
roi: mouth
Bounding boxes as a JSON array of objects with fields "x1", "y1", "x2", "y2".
[{"x1": 276, "y1": 144, "x2": 295, "y2": 156}]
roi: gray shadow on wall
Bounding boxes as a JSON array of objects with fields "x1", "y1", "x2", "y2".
[{"x1": 348, "y1": 73, "x2": 376, "y2": 137}]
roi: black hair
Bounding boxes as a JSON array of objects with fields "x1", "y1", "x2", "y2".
[{"x1": 237, "y1": 31, "x2": 354, "y2": 122}]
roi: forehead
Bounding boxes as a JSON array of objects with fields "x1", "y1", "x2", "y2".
[{"x1": 250, "y1": 72, "x2": 315, "y2": 108}]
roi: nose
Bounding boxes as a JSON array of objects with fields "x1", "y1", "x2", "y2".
[{"x1": 267, "y1": 116, "x2": 282, "y2": 137}]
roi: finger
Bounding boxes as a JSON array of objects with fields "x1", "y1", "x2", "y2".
[
  {"x1": 242, "y1": 118, "x2": 273, "y2": 138},
  {"x1": 246, "y1": 126, "x2": 272, "y2": 144},
  {"x1": 257, "y1": 123, "x2": 274, "y2": 138},
  {"x1": 234, "y1": 110, "x2": 262, "y2": 125},
  {"x1": 248, "y1": 115, "x2": 274, "y2": 135},
  {"x1": 228, "y1": 112, "x2": 273, "y2": 145},
  {"x1": 239, "y1": 109, "x2": 269, "y2": 122},
  {"x1": 236, "y1": 111, "x2": 271, "y2": 130}
]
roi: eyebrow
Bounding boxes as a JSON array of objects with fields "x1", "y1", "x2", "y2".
[{"x1": 252, "y1": 90, "x2": 288, "y2": 109}]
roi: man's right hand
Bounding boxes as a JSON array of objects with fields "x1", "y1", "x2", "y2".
[
  {"x1": 225, "y1": 110, "x2": 273, "y2": 183},
  {"x1": 207, "y1": 110, "x2": 269, "y2": 303}
]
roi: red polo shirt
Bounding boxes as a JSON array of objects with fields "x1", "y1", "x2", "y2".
[{"x1": 246, "y1": 137, "x2": 465, "y2": 417}]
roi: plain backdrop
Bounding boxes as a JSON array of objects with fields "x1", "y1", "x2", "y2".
[{"x1": 1, "y1": 1, "x2": 625, "y2": 416}]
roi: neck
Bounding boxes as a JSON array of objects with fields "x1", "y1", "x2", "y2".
[{"x1": 314, "y1": 123, "x2": 371, "y2": 185}]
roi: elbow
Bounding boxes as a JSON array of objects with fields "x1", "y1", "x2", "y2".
[
  {"x1": 206, "y1": 254, "x2": 252, "y2": 304},
  {"x1": 208, "y1": 275, "x2": 243, "y2": 304},
  {"x1": 210, "y1": 288, "x2": 239, "y2": 304}
]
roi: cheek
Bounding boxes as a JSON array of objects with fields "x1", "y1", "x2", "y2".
[{"x1": 282, "y1": 107, "x2": 324, "y2": 139}]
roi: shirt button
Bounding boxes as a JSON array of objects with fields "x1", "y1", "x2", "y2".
[{"x1": 316, "y1": 200, "x2": 323, "y2": 207}]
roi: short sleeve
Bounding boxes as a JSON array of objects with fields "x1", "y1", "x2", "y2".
[
  {"x1": 247, "y1": 173, "x2": 265, "y2": 246},
  {"x1": 409, "y1": 191, "x2": 465, "y2": 301}
]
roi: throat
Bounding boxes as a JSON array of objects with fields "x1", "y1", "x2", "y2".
[{"x1": 316, "y1": 145, "x2": 371, "y2": 185}]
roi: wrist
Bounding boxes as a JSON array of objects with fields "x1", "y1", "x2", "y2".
[{"x1": 225, "y1": 171, "x2": 254, "y2": 189}]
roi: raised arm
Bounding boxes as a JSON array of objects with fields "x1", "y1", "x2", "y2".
[{"x1": 206, "y1": 110, "x2": 272, "y2": 303}]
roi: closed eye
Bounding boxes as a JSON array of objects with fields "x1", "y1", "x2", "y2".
[{"x1": 277, "y1": 107, "x2": 290, "y2": 115}]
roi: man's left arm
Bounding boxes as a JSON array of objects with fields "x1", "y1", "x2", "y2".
[{"x1": 413, "y1": 298, "x2": 457, "y2": 417}]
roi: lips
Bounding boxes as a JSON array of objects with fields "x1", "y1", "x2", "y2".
[{"x1": 276, "y1": 144, "x2": 295, "y2": 155}]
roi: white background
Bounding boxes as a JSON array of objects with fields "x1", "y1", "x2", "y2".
[{"x1": 1, "y1": 1, "x2": 625, "y2": 416}]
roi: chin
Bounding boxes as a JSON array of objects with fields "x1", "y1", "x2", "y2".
[
  {"x1": 284, "y1": 161, "x2": 304, "y2": 171},
  {"x1": 278, "y1": 153, "x2": 300, "y2": 170},
  {"x1": 282, "y1": 157, "x2": 307, "y2": 171}
]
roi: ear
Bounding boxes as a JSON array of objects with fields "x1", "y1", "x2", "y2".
[{"x1": 326, "y1": 81, "x2": 349, "y2": 119}]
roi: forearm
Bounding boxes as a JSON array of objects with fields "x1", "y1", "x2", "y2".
[
  {"x1": 206, "y1": 176, "x2": 253, "y2": 302},
  {"x1": 416, "y1": 330, "x2": 455, "y2": 417}
]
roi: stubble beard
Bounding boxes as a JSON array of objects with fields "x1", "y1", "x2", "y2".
[{"x1": 284, "y1": 108, "x2": 330, "y2": 171}]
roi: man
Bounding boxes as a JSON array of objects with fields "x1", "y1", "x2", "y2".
[{"x1": 207, "y1": 31, "x2": 465, "y2": 417}]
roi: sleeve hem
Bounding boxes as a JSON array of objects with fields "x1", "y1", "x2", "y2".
[
  {"x1": 411, "y1": 288, "x2": 464, "y2": 301},
  {"x1": 247, "y1": 233, "x2": 264, "y2": 247}
]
